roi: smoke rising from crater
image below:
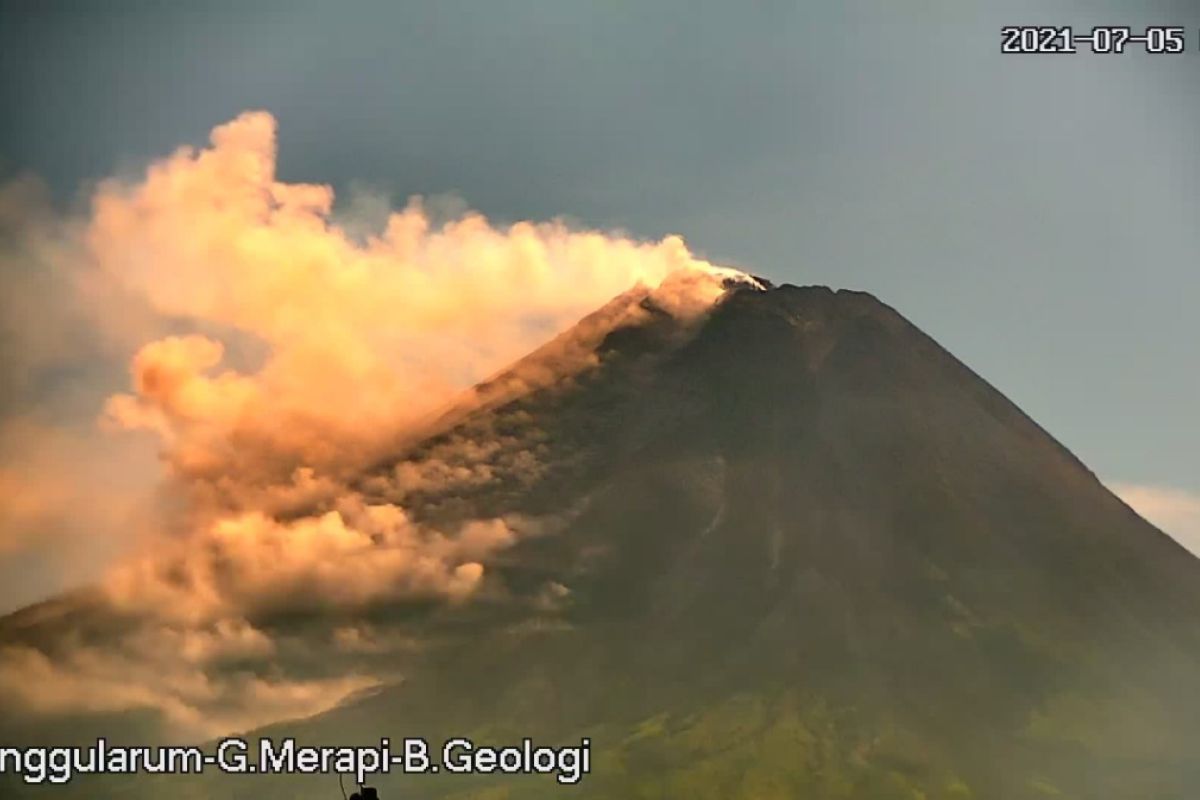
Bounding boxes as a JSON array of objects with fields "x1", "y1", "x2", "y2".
[{"x1": 0, "y1": 111, "x2": 745, "y2": 737}]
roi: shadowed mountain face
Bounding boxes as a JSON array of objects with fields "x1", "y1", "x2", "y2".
[{"x1": 4, "y1": 284, "x2": 1200, "y2": 799}]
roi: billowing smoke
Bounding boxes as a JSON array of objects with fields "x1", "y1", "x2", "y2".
[{"x1": 0, "y1": 111, "x2": 749, "y2": 738}]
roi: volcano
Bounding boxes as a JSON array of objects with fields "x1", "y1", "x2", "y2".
[{"x1": 3, "y1": 281, "x2": 1200, "y2": 799}]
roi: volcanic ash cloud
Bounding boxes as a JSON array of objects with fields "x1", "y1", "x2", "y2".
[{"x1": 0, "y1": 110, "x2": 755, "y2": 738}]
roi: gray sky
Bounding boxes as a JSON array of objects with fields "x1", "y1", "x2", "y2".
[{"x1": 2, "y1": 0, "x2": 1198, "y2": 553}]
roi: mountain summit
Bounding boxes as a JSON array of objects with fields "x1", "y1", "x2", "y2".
[{"x1": 4, "y1": 283, "x2": 1200, "y2": 799}]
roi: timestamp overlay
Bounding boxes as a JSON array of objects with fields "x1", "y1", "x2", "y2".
[{"x1": 1001, "y1": 26, "x2": 1190, "y2": 55}]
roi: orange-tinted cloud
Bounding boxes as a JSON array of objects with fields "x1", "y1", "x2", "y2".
[
  {"x1": 1110, "y1": 482, "x2": 1200, "y2": 556},
  {"x1": 0, "y1": 110, "x2": 754, "y2": 737},
  {"x1": 103, "y1": 499, "x2": 519, "y2": 624},
  {"x1": 0, "y1": 629, "x2": 377, "y2": 740},
  {"x1": 90, "y1": 112, "x2": 740, "y2": 509}
]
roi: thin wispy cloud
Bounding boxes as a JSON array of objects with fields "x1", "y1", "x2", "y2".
[{"x1": 1110, "y1": 482, "x2": 1200, "y2": 558}]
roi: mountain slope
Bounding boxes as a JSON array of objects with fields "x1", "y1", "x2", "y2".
[{"x1": 4, "y1": 283, "x2": 1200, "y2": 799}]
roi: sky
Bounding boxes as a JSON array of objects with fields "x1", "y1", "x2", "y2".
[{"x1": 1, "y1": 0, "x2": 1199, "y2": 607}]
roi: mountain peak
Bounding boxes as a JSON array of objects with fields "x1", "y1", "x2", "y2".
[{"x1": 5, "y1": 275, "x2": 1200, "y2": 799}]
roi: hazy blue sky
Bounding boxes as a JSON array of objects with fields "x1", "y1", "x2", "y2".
[{"x1": 2, "y1": 1, "x2": 1198, "y2": 549}]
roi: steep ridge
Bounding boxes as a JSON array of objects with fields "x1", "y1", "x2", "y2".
[{"x1": 4, "y1": 283, "x2": 1199, "y2": 799}]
